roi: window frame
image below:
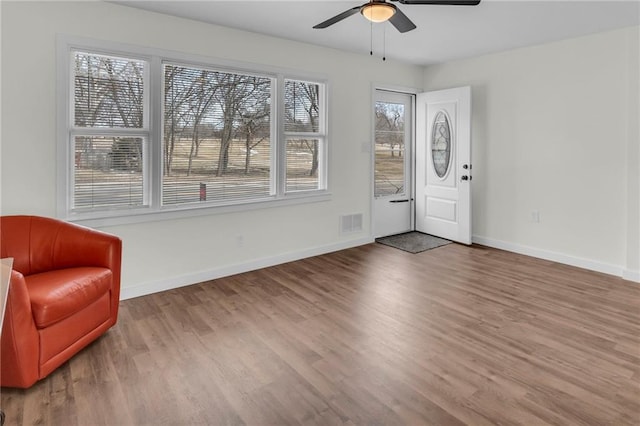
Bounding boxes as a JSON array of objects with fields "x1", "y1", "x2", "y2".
[
  {"x1": 57, "y1": 35, "x2": 330, "y2": 227},
  {"x1": 160, "y1": 61, "x2": 278, "y2": 207},
  {"x1": 282, "y1": 78, "x2": 327, "y2": 194},
  {"x1": 70, "y1": 50, "x2": 152, "y2": 212}
]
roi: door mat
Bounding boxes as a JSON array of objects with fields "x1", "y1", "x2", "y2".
[{"x1": 375, "y1": 231, "x2": 452, "y2": 254}]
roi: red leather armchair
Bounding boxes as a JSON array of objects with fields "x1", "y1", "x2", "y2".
[{"x1": 0, "y1": 216, "x2": 122, "y2": 388}]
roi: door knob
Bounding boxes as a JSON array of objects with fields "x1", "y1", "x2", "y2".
[{"x1": 461, "y1": 175, "x2": 470, "y2": 181}]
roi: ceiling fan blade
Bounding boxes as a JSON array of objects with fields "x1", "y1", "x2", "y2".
[
  {"x1": 393, "y1": 0, "x2": 481, "y2": 5},
  {"x1": 388, "y1": 7, "x2": 417, "y2": 33},
  {"x1": 313, "y1": 6, "x2": 361, "y2": 29}
]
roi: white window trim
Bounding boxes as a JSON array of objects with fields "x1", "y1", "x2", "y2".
[
  {"x1": 56, "y1": 35, "x2": 330, "y2": 227},
  {"x1": 282, "y1": 74, "x2": 328, "y2": 195}
]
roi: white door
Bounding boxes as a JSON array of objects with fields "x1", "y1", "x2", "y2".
[
  {"x1": 415, "y1": 86, "x2": 471, "y2": 244},
  {"x1": 373, "y1": 90, "x2": 413, "y2": 238}
]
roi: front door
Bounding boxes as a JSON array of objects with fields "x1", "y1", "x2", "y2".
[
  {"x1": 415, "y1": 86, "x2": 472, "y2": 244},
  {"x1": 373, "y1": 90, "x2": 413, "y2": 238}
]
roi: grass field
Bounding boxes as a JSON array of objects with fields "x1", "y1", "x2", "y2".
[{"x1": 74, "y1": 137, "x2": 319, "y2": 208}]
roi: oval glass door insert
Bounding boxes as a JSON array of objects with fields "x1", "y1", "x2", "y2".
[{"x1": 432, "y1": 111, "x2": 451, "y2": 178}]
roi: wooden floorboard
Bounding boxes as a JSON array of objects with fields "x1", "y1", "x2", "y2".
[{"x1": 2, "y1": 243, "x2": 639, "y2": 425}]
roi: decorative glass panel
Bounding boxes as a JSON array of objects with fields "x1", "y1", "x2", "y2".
[{"x1": 432, "y1": 111, "x2": 451, "y2": 178}]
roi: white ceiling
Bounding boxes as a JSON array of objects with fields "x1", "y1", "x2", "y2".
[{"x1": 113, "y1": 0, "x2": 640, "y2": 65}]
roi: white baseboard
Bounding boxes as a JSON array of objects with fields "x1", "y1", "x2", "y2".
[
  {"x1": 121, "y1": 234, "x2": 638, "y2": 300},
  {"x1": 120, "y1": 236, "x2": 374, "y2": 300},
  {"x1": 471, "y1": 235, "x2": 638, "y2": 282},
  {"x1": 623, "y1": 269, "x2": 640, "y2": 283}
]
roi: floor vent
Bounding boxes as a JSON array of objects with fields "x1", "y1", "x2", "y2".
[{"x1": 340, "y1": 214, "x2": 363, "y2": 234}]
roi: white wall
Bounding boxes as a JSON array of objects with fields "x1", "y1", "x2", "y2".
[
  {"x1": 2, "y1": 2, "x2": 637, "y2": 297},
  {"x1": 423, "y1": 26, "x2": 640, "y2": 281},
  {"x1": 0, "y1": 1, "x2": 424, "y2": 297}
]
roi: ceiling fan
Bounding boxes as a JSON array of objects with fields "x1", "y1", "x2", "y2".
[{"x1": 313, "y1": 0, "x2": 481, "y2": 33}]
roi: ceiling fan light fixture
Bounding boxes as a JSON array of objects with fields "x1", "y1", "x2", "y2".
[{"x1": 360, "y1": 2, "x2": 396, "y2": 23}]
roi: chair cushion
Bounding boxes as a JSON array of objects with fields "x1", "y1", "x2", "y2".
[{"x1": 26, "y1": 267, "x2": 112, "y2": 328}]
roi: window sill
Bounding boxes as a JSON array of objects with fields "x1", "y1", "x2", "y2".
[{"x1": 66, "y1": 191, "x2": 332, "y2": 228}]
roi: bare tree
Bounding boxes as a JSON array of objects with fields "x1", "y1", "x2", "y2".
[
  {"x1": 238, "y1": 107, "x2": 270, "y2": 174},
  {"x1": 163, "y1": 66, "x2": 271, "y2": 179},
  {"x1": 185, "y1": 71, "x2": 217, "y2": 176},
  {"x1": 214, "y1": 74, "x2": 271, "y2": 176},
  {"x1": 375, "y1": 102, "x2": 404, "y2": 158},
  {"x1": 74, "y1": 53, "x2": 144, "y2": 172}
]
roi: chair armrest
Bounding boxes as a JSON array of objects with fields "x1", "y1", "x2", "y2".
[
  {"x1": 1, "y1": 270, "x2": 39, "y2": 387},
  {"x1": 52, "y1": 223, "x2": 123, "y2": 313}
]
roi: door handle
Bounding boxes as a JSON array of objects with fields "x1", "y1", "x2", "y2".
[
  {"x1": 461, "y1": 175, "x2": 471, "y2": 181},
  {"x1": 389, "y1": 199, "x2": 410, "y2": 203}
]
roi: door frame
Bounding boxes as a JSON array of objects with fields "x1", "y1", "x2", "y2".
[
  {"x1": 371, "y1": 84, "x2": 471, "y2": 243},
  {"x1": 370, "y1": 84, "x2": 418, "y2": 238}
]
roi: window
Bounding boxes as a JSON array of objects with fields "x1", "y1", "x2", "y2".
[
  {"x1": 374, "y1": 100, "x2": 406, "y2": 196},
  {"x1": 59, "y1": 38, "x2": 328, "y2": 223},
  {"x1": 71, "y1": 52, "x2": 149, "y2": 210},
  {"x1": 284, "y1": 80, "x2": 324, "y2": 192},
  {"x1": 162, "y1": 64, "x2": 273, "y2": 206}
]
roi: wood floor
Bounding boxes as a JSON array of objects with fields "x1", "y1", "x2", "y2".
[{"x1": 2, "y1": 243, "x2": 639, "y2": 425}]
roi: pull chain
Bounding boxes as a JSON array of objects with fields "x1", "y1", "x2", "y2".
[
  {"x1": 370, "y1": 19, "x2": 373, "y2": 56},
  {"x1": 369, "y1": 20, "x2": 388, "y2": 61},
  {"x1": 383, "y1": 23, "x2": 386, "y2": 61}
]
